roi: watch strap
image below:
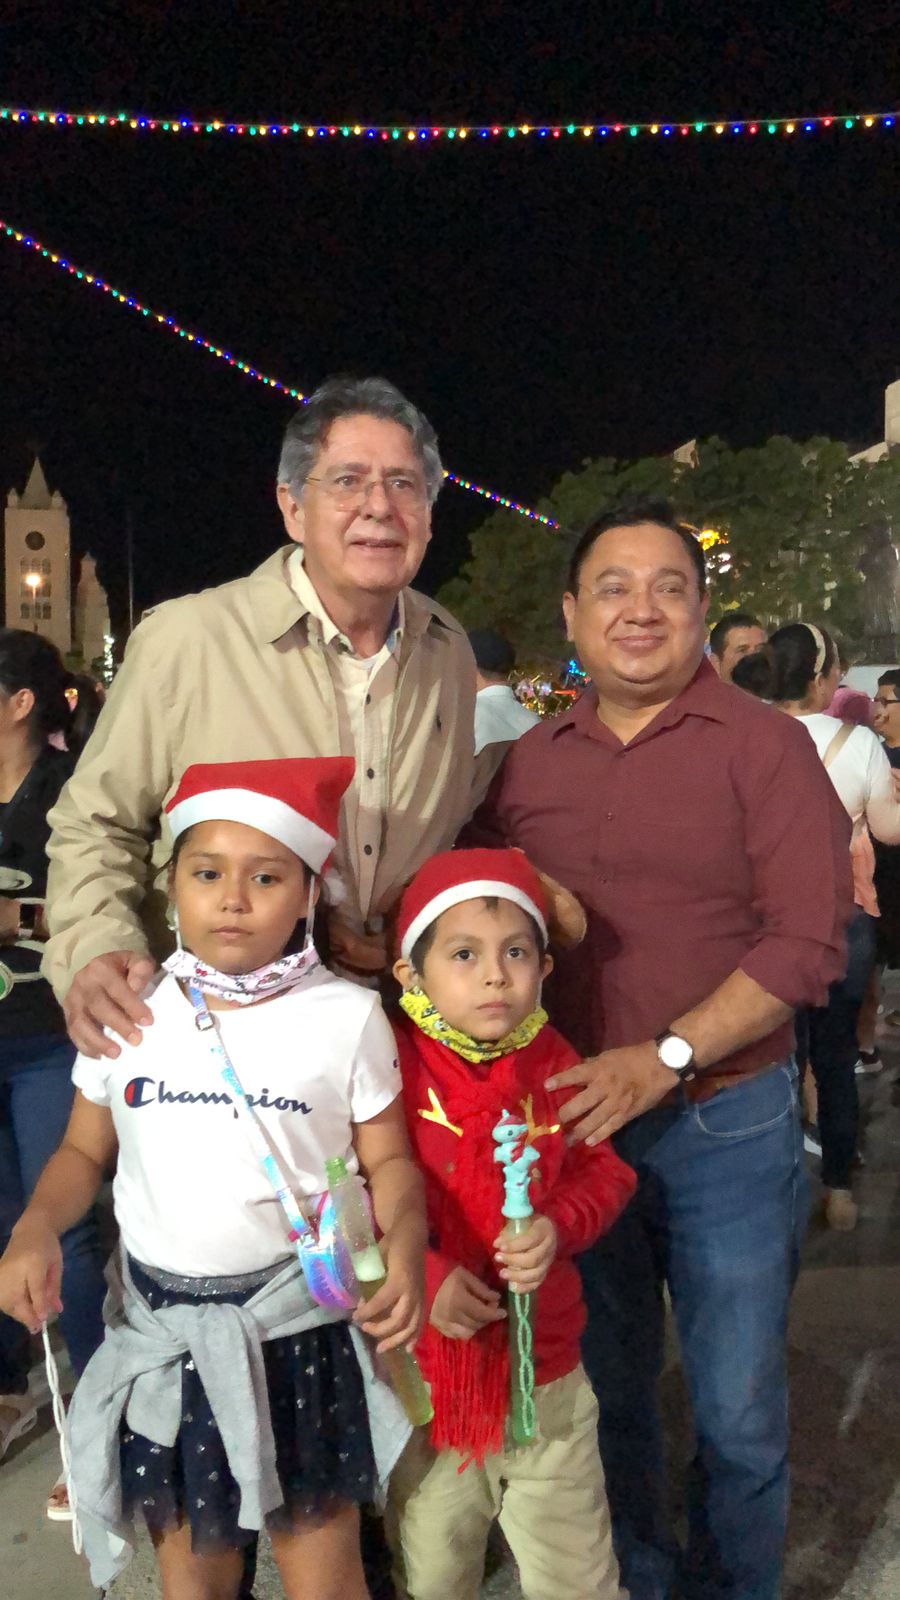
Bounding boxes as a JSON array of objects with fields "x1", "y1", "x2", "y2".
[{"x1": 654, "y1": 1029, "x2": 697, "y2": 1081}]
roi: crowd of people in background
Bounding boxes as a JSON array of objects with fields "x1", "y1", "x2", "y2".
[
  {"x1": 0, "y1": 376, "x2": 894, "y2": 1600},
  {"x1": 710, "y1": 609, "x2": 900, "y2": 1234}
]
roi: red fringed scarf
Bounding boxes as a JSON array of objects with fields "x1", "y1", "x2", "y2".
[{"x1": 395, "y1": 1014, "x2": 569, "y2": 1464}]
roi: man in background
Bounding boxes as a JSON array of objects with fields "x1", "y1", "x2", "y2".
[
  {"x1": 708, "y1": 609, "x2": 766, "y2": 682},
  {"x1": 469, "y1": 627, "x2": 540, "y2": 754}
]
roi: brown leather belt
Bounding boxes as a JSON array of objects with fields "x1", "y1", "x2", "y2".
[{"x1": 685, "y1": 1061, "x2": 783, "y2": 1103}]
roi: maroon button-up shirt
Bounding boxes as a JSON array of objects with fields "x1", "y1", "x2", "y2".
[{"x1": 471, "y1": 659, "x2": 853, "y2": 1079}]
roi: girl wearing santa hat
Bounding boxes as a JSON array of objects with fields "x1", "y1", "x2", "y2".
[
  {"x1": 386, "y1": 848, "x2": 637, "y2": 1600},
  {"x1": 0, "y1": 756, "x2": 425, "y2": 1600}
]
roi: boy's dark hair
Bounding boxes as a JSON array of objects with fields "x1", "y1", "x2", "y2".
[
  {"x1": 410, "y1": 895, "x2": 547, "y2": 974},
  {"x1": 708, "y1": 610, "x2": 762, "y2": 659},
  {"x1": 878, "y1": 668, "x2": 900, "y2": 694},
  {"x1": 567, "y1": 498, "x2": 707, "y2": 596}
]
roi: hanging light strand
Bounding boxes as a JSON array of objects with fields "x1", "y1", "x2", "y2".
[
  {"x1": 0, "y1": 106, "x2": 896, "y2": 143},
  {"x1": 0, "y1": 216, "x2": 559, "y2": 528}
]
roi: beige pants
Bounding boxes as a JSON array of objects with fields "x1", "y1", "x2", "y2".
[{"x1": 386, "y1": 1365, "x2": 623, "y2": 1600}]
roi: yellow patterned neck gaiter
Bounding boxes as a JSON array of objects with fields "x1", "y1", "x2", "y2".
[{"x1": 399, "y1": 985, "x2": 548, "y2": 1064}]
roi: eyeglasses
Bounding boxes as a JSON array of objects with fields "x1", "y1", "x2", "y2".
[
  {"x1": 873, "y1": 696, "x2": 900, "y2": 708},
  {"x1": 304, "y1": 472, "x2": 427, "y2": 511}
]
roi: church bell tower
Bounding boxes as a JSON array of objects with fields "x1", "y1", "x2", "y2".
[{"x1": 4, "y1": 456, "x2": 72, "y2": 654}]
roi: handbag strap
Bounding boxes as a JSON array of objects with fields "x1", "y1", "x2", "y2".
[
  {"x1": 822, "y1": 720, "x2": 855, "y2": 770},
  {"x1": 186, "y1": 980, "x2": 312, "y2": 1243}
]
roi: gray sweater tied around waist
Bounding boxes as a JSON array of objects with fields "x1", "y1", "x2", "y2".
[{"x1": 68, "y1": 1249, "x2": 411, "y2": 1590}]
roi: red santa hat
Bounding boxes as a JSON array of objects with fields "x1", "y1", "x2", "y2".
[
  {"x1": 165, "y1": 757, "x2": 354, "y2": 873},
  {"x1": 397, "y1": 848, "x2": 549, "y2": 963}
]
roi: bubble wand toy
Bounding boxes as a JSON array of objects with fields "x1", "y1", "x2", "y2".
[
  {"x1": 325, "y1": 1156, "x2": 434, "y2": 1427},
  {"x1": 493, "y1": 1109, "x2": 540, "y2": 1446}
]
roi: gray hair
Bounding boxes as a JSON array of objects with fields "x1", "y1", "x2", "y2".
[{"x1": 277, "y1": 375, "x2": 444, "y2": 505}]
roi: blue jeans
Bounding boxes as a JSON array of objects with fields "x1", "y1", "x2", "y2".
[
  {"x1": 581, "y1": 1062, "x2": 807, "y2": 1600},
  {"x1": 0, "y1": 1035, "x2": 107, "y2": 1391}
]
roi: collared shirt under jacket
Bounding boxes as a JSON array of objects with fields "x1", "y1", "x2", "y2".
[{"x1": 44, "y1": 547, "x2": 481, "y2": 999}]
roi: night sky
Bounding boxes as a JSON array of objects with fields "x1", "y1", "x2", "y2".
[{"x1": 1, "y1": 0, "x2": 899, "y2": 637}]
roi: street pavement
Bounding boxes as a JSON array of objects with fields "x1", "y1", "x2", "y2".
[{"x1": 3, "y1": 1035, "x2": 899, "y2": 1599}]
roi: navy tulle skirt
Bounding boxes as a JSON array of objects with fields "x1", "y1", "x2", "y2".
[{"x1": 120, "y1": 1257, "x2": 375, "y2": 1551}]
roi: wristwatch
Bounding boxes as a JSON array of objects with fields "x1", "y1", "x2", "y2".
[
  {"x1": 17, "y1": 902, "x2": 39, "y2": 939},
  {"x1": 655, "y1": 1030, "x2": 697, "y2": 1081}
]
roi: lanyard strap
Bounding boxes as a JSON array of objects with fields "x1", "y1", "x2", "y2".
[{"x1": 186, "y1": 980, "x2": 312, "y2": 1244}]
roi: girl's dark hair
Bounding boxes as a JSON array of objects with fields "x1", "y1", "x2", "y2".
[
  {"x1": 732, "y1": 622, "x2": 837, "y2": 704},
  {"x1": 0, "y1": 628, "x2": 74, "y2": 748}
]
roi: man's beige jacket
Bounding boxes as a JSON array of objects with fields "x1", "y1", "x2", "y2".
[{"x1": 43, "y1": 547, "x2": 480, "y2": 1000}]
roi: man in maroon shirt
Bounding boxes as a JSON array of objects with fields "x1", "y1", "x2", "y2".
[{"x1": 472, "y1": 500, "x2": 852, "y2": 1600}]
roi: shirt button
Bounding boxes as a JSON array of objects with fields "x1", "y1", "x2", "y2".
[
  {"x1": 365, "y1": 693, "x2": 372, "y2": 705},
  {"x1": 446, "y1": 1162, "x2": 455, "y2": 1174},
  {"x1": 363, "y1": 844, "x2": 373, "y2": 856},
  {"x1": 606, "y1": 811, "x2": 614, "y2": 821},
  {"x1": 366, "y1": 767, "x2": 375, "y2": 780}
]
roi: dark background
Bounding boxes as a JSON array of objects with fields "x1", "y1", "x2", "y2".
[{"x1": 1, "y1": 0, "x2": 898, "y2": 636}]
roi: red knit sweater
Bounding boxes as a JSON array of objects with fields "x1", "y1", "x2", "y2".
[{"x1": 394, "y1": 1013, "x2": 637, "y2": 1458}]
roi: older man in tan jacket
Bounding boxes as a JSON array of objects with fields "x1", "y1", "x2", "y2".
[{"x1": 45, "y1": 375, "x2": 482, "y2": 1057}]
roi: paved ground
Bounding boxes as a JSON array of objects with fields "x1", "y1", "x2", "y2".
[{"x1": 3, "y1": 1033, "x2": 900, "y2": 1598}]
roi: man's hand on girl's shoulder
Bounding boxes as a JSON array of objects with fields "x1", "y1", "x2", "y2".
[{"x1": 63, "y1": 950, "x2": 156, "y2": 1058}]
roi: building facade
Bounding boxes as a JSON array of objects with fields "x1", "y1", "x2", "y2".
[
  {"x1": 4, "y1": 456, "x2": 112, "y2": 667},
  {"x1": 4, "y1": 456, "x2": 72, "y2": 653}
]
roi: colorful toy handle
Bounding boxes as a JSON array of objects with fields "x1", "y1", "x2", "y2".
[
  {"x1": 326, "y1": 1156, "x2": 434, "y2": 1428},
  {"x1": 492, "y1": 1110, "x2": 538, "y2": 1445}
]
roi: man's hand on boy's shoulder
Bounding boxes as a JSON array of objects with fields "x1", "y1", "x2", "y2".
[
  {"x1": 430, "y1": 1265, "x2": 507, "y2": 1341},
  {"x1": 493, "y1": 1215, "x2": 557, "y2": 1294},
  {"x1": 547, "y1": 1042, "x2": 675, "y2": 1146}
]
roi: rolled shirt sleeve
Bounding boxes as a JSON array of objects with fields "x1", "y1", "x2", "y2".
[{"x1": 737, "y1": 717, "x2": 853, "y2": 1010}]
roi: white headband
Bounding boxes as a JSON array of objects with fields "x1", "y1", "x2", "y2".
[{"x1": 803, "y1": 623, "x2": 827, "y2": 677}]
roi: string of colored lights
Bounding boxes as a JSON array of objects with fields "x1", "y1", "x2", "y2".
[
  {"x1": 0, "y1": 216, "x2": 559, "y2": 528},
  {"x1": 0, "y1": 105, "x2": 897, "y2": 143}
]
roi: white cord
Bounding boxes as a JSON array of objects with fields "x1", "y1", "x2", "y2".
[{"x1": 41, "y1": 1322, "x2": 83, "y2": 1556}]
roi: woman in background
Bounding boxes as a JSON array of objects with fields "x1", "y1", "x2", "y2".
[
  {"x1": 0, "y1": 631, "x2": 106, "y2": 1513},
  {"x1": 746, "y1": 623, "x2": 900, "y2": 1230}
]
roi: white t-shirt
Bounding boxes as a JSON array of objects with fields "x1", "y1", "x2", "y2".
[
  {"x1": 73, "y1": 969, "x2": 400, "y2": 1276},
  {"x1": 473, "y1": 685, "x2": 541, "y2": 755},
  {"x1": 796, "y1": 713, "x2": 900, "y2": 842}
]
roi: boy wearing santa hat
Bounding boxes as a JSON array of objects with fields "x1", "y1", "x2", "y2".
[{"x1": 387, "y1": 848, "x2": 636, "y2": 1600}]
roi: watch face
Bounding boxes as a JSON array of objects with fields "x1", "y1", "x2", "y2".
[{"x1": 659, "y1": 1033, "x2": 693, "y2": 1071}]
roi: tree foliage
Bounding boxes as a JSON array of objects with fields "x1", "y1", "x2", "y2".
[{"x1": 439, "y1": 437, "x2": 900, "y2": 663}]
